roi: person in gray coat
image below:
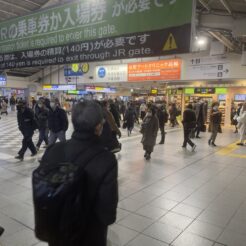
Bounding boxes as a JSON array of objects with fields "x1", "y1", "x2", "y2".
[{"x1": 140, "y1": 106, "x2": 159, "y2": 160}]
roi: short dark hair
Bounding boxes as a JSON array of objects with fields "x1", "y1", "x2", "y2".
[
  {"x1": 186, "y1": 104, "x2": 193, "y2": 109},
  {"x1": 72, "y1": 101, "x2": 104, "y2": 132}
]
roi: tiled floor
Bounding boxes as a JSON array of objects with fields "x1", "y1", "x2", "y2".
[{"x1": 0, "y1": 112, "x2": 245, "y2": 246}]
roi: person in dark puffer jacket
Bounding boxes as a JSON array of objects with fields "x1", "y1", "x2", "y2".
[
  {"x1": 37, "y1": 101, "x2": 118, "y2": 246},
  {"x1": 48, "y1": 98, "x2": 68, "y2": 145}
]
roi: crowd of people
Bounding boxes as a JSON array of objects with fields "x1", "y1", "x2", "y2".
[
  {"x1": 0, "y1": 97, "x2": 245, "y2": 245},
  {"x1": 0, "y1": 96, "x2": 244, "y2": 161}
]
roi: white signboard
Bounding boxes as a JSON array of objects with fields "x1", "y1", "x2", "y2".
[
  {"x1": 187, "y1": 56, "x2": 230, "y2": 80},
  {"x1": 95, "y1": 65, "x2": 128, "y2": 83}
]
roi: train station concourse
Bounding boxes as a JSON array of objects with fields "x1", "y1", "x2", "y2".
[{"x1": 0, "y1": 0, "x2": 246, "y2": 246}]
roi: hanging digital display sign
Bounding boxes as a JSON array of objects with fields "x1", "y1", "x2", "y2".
[
  {"x1": 43, "y1": 84, "x2": 76, "y2": 91},
  {"x1": 85, "y1": 86, "x2": 116, "y2": 93},
  {"x1": 67, "y1": 90, "x2": 88, "y2": 95}
]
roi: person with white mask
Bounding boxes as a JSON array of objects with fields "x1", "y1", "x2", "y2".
[
  {"x1": 48, "y1": 98, "x2": 68, "y2": 145},
  {"x1": 237, "y1": 102, "x2": 246, "y2": 146}
]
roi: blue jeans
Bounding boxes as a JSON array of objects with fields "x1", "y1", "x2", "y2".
[
  {"x1": 49, "y1": 131, "x2": 66, "y2": 145},
  {"x1": 37, "y1": 128, "x2": 49, "y2": 147}
]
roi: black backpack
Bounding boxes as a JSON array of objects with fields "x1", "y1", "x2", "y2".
[{"x1": 32, "y1": 143, "x2": 103, "y2": 245}]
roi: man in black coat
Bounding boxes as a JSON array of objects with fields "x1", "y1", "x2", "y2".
[
  {"x1": 37, "y1": 101, "x2": 118, "y2": 246},
  {"x1": 15, "y1": 101, "x2": 37, "y2": 161},
  {"x1": 35, "y1": 99, "x2": 49, "y2": 150},
  {"x1": 157, "y1": 105, "x2": 169, "y2": 144},
  {"x1": 48, "y1": 99, "x2": 68, "y2": 145},
  {"x1": 182, "y1": 104, "x2": 197, "y2": 151}
]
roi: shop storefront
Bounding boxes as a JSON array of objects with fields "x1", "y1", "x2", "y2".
[{"x1": 182, "y1": 86, "x2": 246, "y2": 126}]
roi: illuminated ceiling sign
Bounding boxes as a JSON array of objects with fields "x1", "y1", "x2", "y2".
[
  {"x1": 85, "y1": 86, "x2": 116, "y2": 93},
  {"x1": 67, "y1": 90, "x2": 88, "y2": 95},
  {"x1": 43, "y1": 84, "x2": 76, "y2": 91}
]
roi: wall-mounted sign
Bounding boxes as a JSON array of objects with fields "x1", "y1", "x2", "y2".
[
  {"x1": 95, "y1": 64, "x2": 128, "y2": 83},
  {"x1": 128, "y1": 59, "x2": 182, "y2": 82},
  {"x1": 194, "y1": 88, "x2": 215, "y2": 94},
  {"x1": 234, "y1": 94, "x2": 246, "y2": 101},
  {"x1": 85, "y1": 86, "x2": 116, "y2": 93},
  {"x1": 168, "y1": 89, "x2": 183, "y2": 95},
  {"x1": 64, "y1": 63, "x2": 89, "y2": 77},
  {"x1": 11, "y1": 89, "x2": 25, "y2": 95},
  {"x1": 184, "y1": 88, "x2": 195, "y2": 94},
  {"x1": 0, "y1": 0, "x2": 193, "y2": 69},
  {"x1": 218, "y1": 94, "x2": 226, "y2": 101},
  {"x1": 43, "y1": 84, "x2": 76, "y2": 91},
  {"x1": 187, "y1": 56, "x2": 230, "y2": 80},
  {"x1": 151, "y1": 89, "x2": 158, "y2": 95},
  {"x1": 215, "y1": 88, "x2": 227, "y2": 94},
  {"x1": 0, "y1": 75, "x2": 7, "y2": 86}
]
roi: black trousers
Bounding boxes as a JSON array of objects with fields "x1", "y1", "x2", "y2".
[
  {"x1": 18, "y1": 132, "x2": 36, "y2": 157},
  {"x1": 159, "y1": 126, "x2": 165, "y2": 143},
  {"x1": 48, "y1": 226, "x2": 108, "y2": 246},
  {"x1": 183, "y1": 128, "x2": 195, "y2": 147}
]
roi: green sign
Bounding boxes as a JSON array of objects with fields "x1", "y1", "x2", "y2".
[
  {"x1": 215, "y1": 88, "x2": 227, "y2": 94},
  {"x1": 0, "y1": 0, "x2": 193, "y2": 69},
  {"x1": 185, "y1": 88, "x2": 195, "y2": 94}
]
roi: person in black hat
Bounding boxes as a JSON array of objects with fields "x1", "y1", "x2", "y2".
[{"x1": 15, "y1": 100, "x2": 38, "y2": 161}]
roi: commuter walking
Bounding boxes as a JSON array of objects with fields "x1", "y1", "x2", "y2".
[
  {"x1": 101, "y1": 101, "x2": 122, "y2": 153},
  {"x1": 15, "y1": 101, "x2": 38, "y2": 161},
  {"x1": 236, "y1": 102, "x2": 246, "y2": 146},
  {"x1": 48, "y1": 99, "x2": 68, "y2": 145},
  {"x1": 231, "y1": 105, "x2": 238, "y2": 133},
  {"x1": 157, "y1": 104, "x2": 169, "y2": 144},
  {"x1": 119, "y1": 102, "x2": 126, "y2": 120},
  {"x1": 208, "y1": 102, "x2": 222, "y2": 147},
  {"x1": 36, "y1": 100, "x2": 49, "y2": 150},
  {"x1": 194, "y1": 99, "x2": 206, "y2": 138},
  {"x1": 169, "y1": 103, "x2": 177, "y2": 127},
  {"x1": 33, "y1": 101, "x2": 118, "y2": 246},
  {"x1": 0, "y1": 226, "x2": 4, "y2": 236},
  {"x1": 124, "y1": 103, "x2": 136, "y2": 136},
  {"x1": 140, "y1": 102, "x2": 147, "y2": 121},
  {"x1": 10, "y1": 95, "x2": 16, "y2": 111},
  {"x1": 182, "y1": 104, "x2": 197, "y2": 151},
  {"x1": 141, "y1": 107, "x2": 159, "y2": 160},
  {"x1": 0, "y1": 100, "x2": 8, "y2": 115},
  {"x1": 109, "y1": 100, "x2": 121, "y2": 128}
]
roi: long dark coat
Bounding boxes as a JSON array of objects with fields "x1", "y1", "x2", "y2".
[{"x1": 141, "y1": 115, "x2": 159, "y2": 148}]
